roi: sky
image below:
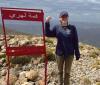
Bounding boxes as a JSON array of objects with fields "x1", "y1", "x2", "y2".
[
  {"x1": 0, "y1": 0, "x2": 100, "y2": 23},
  {"x1": 0, "y1": 0, "x2": 100, "y2": 47}
]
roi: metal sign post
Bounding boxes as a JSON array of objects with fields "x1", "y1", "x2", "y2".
[{"x1": 1, "y1": 7, "x2": 47, "y2": 85}]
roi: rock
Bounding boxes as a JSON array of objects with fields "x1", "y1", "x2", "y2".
[
  {"x1": 15, "y1": 71, "x2": 27, "y2": 85},
  {"x1": 6, "y1": 74, "x2": 17, "y2": 85},
  {"x1": 0, "y1": 36, "x2": 4, "y2": 41},
  {"x1": 14, "y1": 80, "x2": 21, "y2": 85},
  {"x1": 48, "y1": 82, "x2": 56, "y2": 85},
  {"x1": 0, "y1": 53, "x2": 5, "y2": 56},
  {"x1": 1, "y1": 49, "x2": 6, "y2": 53},
  {"x1": 19, "y1": 71, "x2": 26, "y2": 78},
  {"x1": 18, "y1": 39, "x2": 30, "y2": 46},
  {"x1": 21, "y1": 82, "x2": 33, "y2": 85},
  {"x1": 0, "y1": 41, "x2": 3, "y2": 46},
  {"x1": 26, "y1": 70, "x2": 38, "y2": 81},
  {"x1": 80, "y1": 77, "x2": 91, "y2": 85},
  {"x1": 1, "y1": 69, "x2": 6, "y2": 76},
  {"x1": 1, "y1": 45, "x2": 5, "y2": 50},
  {"x1": 6, "y1": 36, "x2": 11, "y2": 41},
  {"x1": 1, "y1": 46, "x2": 6, "y2": 53},
  {"x1": 33, "y1": 60, "x2": 39, "y2": 65},
  {"x1": 0, "y1": 59, "x2": 2, "y2": 65},
  {"x1": 14, "y1": 64, "x2": 22, "y2": 71},
  {"x1": 22, "y1": 65, "x2": 30, "y2": 71},
  {"x1": 9, "y1": 35, "x2": 15, "y2": 39},
  {"x1": 96, "y1": 82, "x2": 100, "y2": 85},
  {"x1": 95, "y1": 78, "x2": 100, "y2": 82},
  {"x1": 8, "y1": 38, "x2": 18, "y2": 45},
  {"x1": 10, "y1": 68, "x2": 19, "y2": 77},
  {"x1": 1, "y1": 57, "x2": 6, "y2": 63},
  {"x1": 38, "y1": 79, "x2": 45, "y2": 85},
  {"x1": 35, "y1": 43, "x2": 43, "y2": 46},
  {"x1": 17, "y1": 77, "x2": 27, "y2": 85},
  {"x1": 0, "y1": 77, "x2": 6, "y2": 85}
]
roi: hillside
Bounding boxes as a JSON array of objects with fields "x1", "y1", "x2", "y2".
[
  {"x1": 0, "y1": 35, "x2": 100, "y2": 85},
  {"x1": 0, "y1": 21, "x2": 100, "y2": 47}
]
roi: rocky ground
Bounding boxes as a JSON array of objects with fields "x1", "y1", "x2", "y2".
[{"x1": 0, "y1": 34, "x2": 100, "y2": 85}]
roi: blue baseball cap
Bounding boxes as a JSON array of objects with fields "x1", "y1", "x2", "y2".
[{"x1": 59, "y1": 11, "x2": 69, "y2": 17}]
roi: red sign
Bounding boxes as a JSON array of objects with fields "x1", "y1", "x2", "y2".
[
  {"x1": 1, "y1": 8, "x2": 44, "y2": 21},
  {"x1": 1, "y1": 7, "x2": 47, "y2": 85},
  {"x1": 1, "y1": 7, "x2": 46, "y2": 56},
  {"x1": 6, "y1": 46, "x2": 45, "y2": 56}
]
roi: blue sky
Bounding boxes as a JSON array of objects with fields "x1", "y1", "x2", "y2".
[{"x1": 0, "y1": 0, "x2": 100, "y2": 23}]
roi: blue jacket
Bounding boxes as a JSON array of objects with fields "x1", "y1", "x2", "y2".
[{"x1": 45, "y1": 22, "x2": 80, "y2": 59}]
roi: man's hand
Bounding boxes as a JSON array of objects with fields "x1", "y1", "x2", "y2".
[
  {"x1": 76, "y1": 56, "x2": 80, "y2": 60},
  {"x1": 46, "y1": 16, "x2": 52, "y2": 22}
]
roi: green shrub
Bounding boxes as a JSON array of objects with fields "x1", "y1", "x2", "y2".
[
  {"x1": 96, "y1": 82, "x2": 100, "y2": 85},
  {"x1": 0, "y1": 54, "x2": 6, "y2": 58},
  {"x1": 0, "y1": 54, "x2": 6, "y2": 64},
  {"x1": 82, "y1": 77, "x2": 91, "y2": 85},
  {"x1": 79, "y1": 45, "x2": 84, "y2": 50},
  {"x1": 45, "y1": 39, "x2": 53, "y2": 44},
  {"x1": 90, "y1": 51, "x2": 99, "y2": 58},
  {"x1": 11, "y1": 56, "x2": 32, "y2": 65},
  {"x1": 92, "y1": 60, "x2": 100, "y2": 70},
  {"x1": 47, "y1": 50, "x2": 56, "y2": 61},
  {"x1": 40, "y1": 50, "x2": 56, "y2": 63}
]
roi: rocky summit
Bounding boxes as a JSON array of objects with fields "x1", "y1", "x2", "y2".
[{"x1": 0, "y1": 35, "x2": 100, "y2": 85}]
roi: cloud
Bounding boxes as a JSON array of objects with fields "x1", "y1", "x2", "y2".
[
  {"x1": 68, "y1": 0, "x2": 100, "y2": 4},
  {"x1": 0, "y1": 0, "x2": 100, "y2": 24},
  {"x1": 0, "y1": 2, "x2": 10, "y2": 7},
  {"x1": 57, "y1": 0, "x2": 100, "y2": 4},
  {"x1": 88, "y1": 0, "x2": 100, "y2": 4},
  {"x1": 83, "y1": 13, "x2": 90, "y2": 16}
]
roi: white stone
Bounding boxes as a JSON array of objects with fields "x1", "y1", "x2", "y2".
[
  {"x1": 21, "y1": 82, "x2": 33, "y2": 85},
  {"x1": 25, "y1": 70, "x2": 38, "y2": 81},
  {"x1": 8, "y1": 38, "x2": 18, "y2": 45}
]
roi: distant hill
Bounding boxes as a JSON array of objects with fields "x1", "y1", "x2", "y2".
[
  {"x1": 0, "y1": 25, "x2": 29, "y2": 35},
  {"x1": 0, "y1": 21, "x2": 100, "y2": 48}
]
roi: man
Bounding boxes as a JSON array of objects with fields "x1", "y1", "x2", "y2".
[{"x1": 45, "y1": 11, "x2": 80, "y2": 85}]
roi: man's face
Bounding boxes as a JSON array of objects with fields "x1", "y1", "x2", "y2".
[{"x1": 59, "y1": 16, "x2": 68, "y2": 26}]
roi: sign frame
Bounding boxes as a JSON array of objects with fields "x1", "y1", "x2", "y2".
[{"x1": 1, "y1": 7, "x2": 47, "y2": 85}]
